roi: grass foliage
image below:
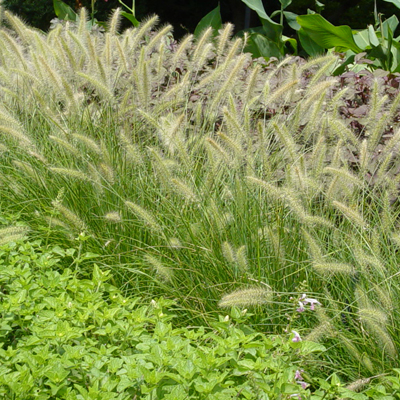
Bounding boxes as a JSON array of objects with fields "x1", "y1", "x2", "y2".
[{"x1": 1, "y1": 7, "x2": 400, "y2": 380}]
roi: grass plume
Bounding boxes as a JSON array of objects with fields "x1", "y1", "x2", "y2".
[{"x1": 218, "y1": 286, "x2": 272, "y2": 308}]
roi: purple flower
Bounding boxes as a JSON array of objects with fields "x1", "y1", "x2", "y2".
[
  {"x1": 294, "y1": 368, "x2": 309, "y2": 391},
  {"x1": 297, "y1": 381, "x2": 309, "y2": 389},
  {"x1": 297, "y1": 301, "x2": 305, "y2": 312},
  {"x1": 295, "y1": 370, "x2": 303, "y2": 380},
  {"x1": 303, "y1": 297, "x2": 321, "y2": 310},
  {"x1": 292, "y1": 330, "x2": 302, "y2": 342},
  {"x1": 297, "y1": 294, "x2": 321, "y2": 311}
]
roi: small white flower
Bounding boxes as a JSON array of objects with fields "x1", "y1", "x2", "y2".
[{"x1": 150, "y1": 299, "x2": 157, "y2": 307}]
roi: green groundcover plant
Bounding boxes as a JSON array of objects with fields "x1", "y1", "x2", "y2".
[{"x1": 2, "y1": 235, "x2": 395, "y2": 400}]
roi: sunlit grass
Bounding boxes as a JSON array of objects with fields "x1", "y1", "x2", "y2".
[{"x1": 1, "y1": 7, "x2": 400, "y2": 380}]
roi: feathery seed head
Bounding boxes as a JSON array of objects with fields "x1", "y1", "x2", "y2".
[
  {"x1": 49, "y1": 135, "x2": 81, "y2": 157},
  {"x1": 339, "y1": 335, "x2": 374, "y2": 373},
  {"x1": 0, "y1": 233, "x2": 28, "y2": 245},
  {"x1": 72, "y1": 133, "x2": 102, "y2": 155},
  {"x1": 345, "y1": 378, "x2": 371, "y2": 393},
  {"x1": 301, "y1": 229, "x2": 324, "y2": 262},
  {"x1": 216, "y1": 24, "x2": 234, "y2": 56},
  {"x1": 236, "y1": 245, "x2": 249, "y2": 274},
  {"x1": 358, "y1": 307, "x2": 388, "y2": 325},
  {"x1": 98, "y1": 163, "x2": 115, "y2": 184},
  {"x1": 104, "y1": 211, "x2": 122, "y2": 223},
  {"x1": 246, "y1": 176, "x2": 283, "y2": 202},
  {"x1": 51, "y1": 201, "x2": 87, "y2": 232},
  {"x1": 125, "y1": 201, "x2": 161, "y2": 233},
  {"x1": 49, "y1": 167, "x2": 91, "y2": 182},
  {"x1": 168, "y1": 237, "x2": 182, "y2": 249},
  {"x1": 323, "y1": 167, "x2": 363, "y2": 188},
  {"x1": 0, "y1": 225, "x2": 29, "y2": 239},
  {"x1": 219, "y1": 286, "x2": 272, "y2": 308},
  {"x1": 304, "y1": 321, "x2": 332, "y2": 342},
  {"x1": 171, "y1": 178, "x2": 199, "y2": 203},
  {"x1": 332, "y1": 200, "x2": 368, "y2": 230},
  {"x1": 144, "y1": 254, "x2": 173, "y2": 283},
  {"x1": 312, "y1": 261, "x2": 355, "y2": 276},
  {"x1": 107, "y1": 7, "x2": 121, "y2": 36},
  {"x1": 222, "y1": 241, "x2": 235, "y2": 264}
]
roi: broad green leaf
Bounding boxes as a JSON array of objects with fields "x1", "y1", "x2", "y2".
[
  {"x1": 381, "y1": 15, "x2": 399, "y2": 39},
  {"x1": 237, "y1": 25, "x2": 265, "y2": 36},
  {"x1": 368, "y1": 44, "x2": 389, "y2": 69},
  {"x1": 332, "y1": 54, "x2": 355, "y2": 76},
  {"x1": 300, "y1": 340, "x2": 326, "y2": 354},
  {"x1": 260, "y1": 17, "x2": 283, "y2": 43},
  {"x1": 298, "y1": 28, "x2": 325, "y2": 56},
  {"x1": 390, "y1": 39, "x2": 400, "y2": 71},
  {"x1": 245, "y1": 33, "x2": 283, "y2": 59},
  {"x1": 194, "y1": 5, "x2": 222, "y2": 38},
  {"x1": 384, "y1": 0, "x2": 400, "y2": 9},
  {"x1": 283, "y1": 35, "x2": 298, "y2": 54},
  {"x1": 280, "y1": 383, "x2": 301, "y2": 394},
  {"x1": 241, "y1": 0, "x2": 283, "y2": 42},
  {"x1": 297, "y1": 14, "x2": 363, "y2": 53},
  {"x1": 330, "y1": 373, "x2": 341, "y2": 386},
  {"x1": 368, "y1": 25, "x2": 380, "y2": 46},
  {"x1": 121, "y1": 11, "x2": 140, "y2": 27},
  {"x1": 45, "y1": 363, "x2": 70, "y2": 383},
  {"x1": 279, "y1": 0, "x2": 292, "y2": 9},
  {"x1": 283, "y1": 11, "x2": 300, "y2": 30},
  {"x1": 387, "y1": 25, "x2": 394, "y2": 69},
  {"x1": 353, "y1": 28, "x2": 371, "y2": 50},
  {"x1": 241, "y1": 0, "x2": 270, "y2": 20},
  {"x1": 53, "y1": 0, "x2": 77, "y2": 21},
  {"x1": 92, "y1": 264, "x2": 110, "y2": 284}
]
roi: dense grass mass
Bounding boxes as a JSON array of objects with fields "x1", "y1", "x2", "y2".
[{"x1": 2, "y1": 7, "x2": 400, "y2": 385}]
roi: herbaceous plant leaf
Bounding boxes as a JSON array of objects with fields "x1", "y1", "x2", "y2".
[
  {"x1": 297, "y1": 14, "x2": 362, "y2": 53},
  {"x1": 194, "y1": 5, "x2": 222, "y2": 38}
]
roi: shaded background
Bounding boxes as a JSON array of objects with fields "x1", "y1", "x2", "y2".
[{"x1": 1, "y1": 0, "x2": 400, "y2": 38}]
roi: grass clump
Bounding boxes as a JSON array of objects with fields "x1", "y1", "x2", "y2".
[{"x1": 2, "y1": 7, "x2": 400, "y2": 381}]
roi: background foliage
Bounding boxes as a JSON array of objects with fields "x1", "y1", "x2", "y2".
[{"x1": 2, "y1": 0, "x2": 400, "y2": 37}]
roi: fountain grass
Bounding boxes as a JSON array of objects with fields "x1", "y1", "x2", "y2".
[{"x1": 1, "y1": 7, "x2": 400, "y2": 380}]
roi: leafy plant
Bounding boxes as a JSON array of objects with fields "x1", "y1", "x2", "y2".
[
  {"x1": 194, "y1": 4, "x2": 222, "y2": 38},
  {"x1": 0, "y1": 236, "x2": 368, "y2": 400},
  {"x1": 194, "y1": 0, "x2": 324, "y2": 59},
  {"x1": 53, "y1": 0, "x2": 139, "y2": 28},
  {"x1": 194, "y1": 0, "x2": 400, "y2": 74},
  {"x1": 294, "y1": 0, "x2": 400, "y2": 74}
]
